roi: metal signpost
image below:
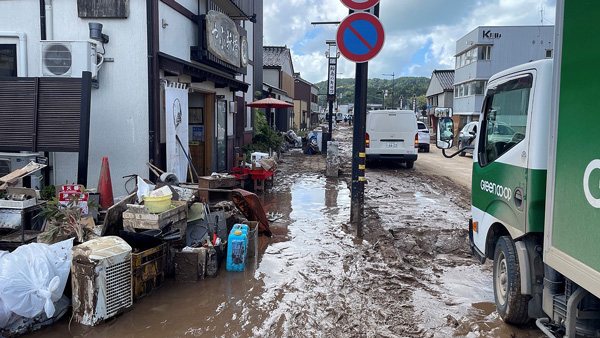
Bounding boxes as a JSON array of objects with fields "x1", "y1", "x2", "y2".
[
  {"x1": 324, "y1": 41, "x2": 339, "y2": 152},
  {"x1": 336, "y1": 0, "x2": 384, "y2": 237}
]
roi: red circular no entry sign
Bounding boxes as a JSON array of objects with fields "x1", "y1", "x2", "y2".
[
  {"x1": 340, "y1": 0, "x2": 380, "y2": 10},
  {"x1": 336, "y1": 12, "x2": 385, "y2": 63}
]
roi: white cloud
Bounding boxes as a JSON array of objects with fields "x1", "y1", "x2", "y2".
[{"x1": 264, "y1": 0, "x2": 556, "y2": 83}]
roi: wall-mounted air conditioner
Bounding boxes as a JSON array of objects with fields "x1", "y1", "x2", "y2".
[{"x1": 40, "y1": 41, "x2": 97, "y2": 79}]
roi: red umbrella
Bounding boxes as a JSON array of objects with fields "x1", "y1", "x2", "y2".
[{"x1": 247, "y1": 96, "x2": 293, "y2": 152}]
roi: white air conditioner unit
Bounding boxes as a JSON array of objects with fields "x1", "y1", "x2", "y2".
[
  {"x1": 40, "y1": 40, "x2": 97, "y2": 79},
  {"x1": 0, "y1": 152, "x2": 44, "y2": 189},
  {"x1": 72, "y1": 236, "x2": 133, "y2": 326}
]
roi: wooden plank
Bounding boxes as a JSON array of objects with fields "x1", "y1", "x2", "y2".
[{"x1": 0, "y1": 162, "x2": 46, "y2": 189}]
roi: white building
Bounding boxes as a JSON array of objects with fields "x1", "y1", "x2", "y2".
[
  {"x1": 453, "y1": 25, "x2": 554, "y2": 129},
  {"x1": 0, "y1": 0, "x2": 263, "y2": 195}
]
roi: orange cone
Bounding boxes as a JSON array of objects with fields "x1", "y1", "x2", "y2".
[{"x1": 97, "y1": 156, "x2": 114, "y2": 210}]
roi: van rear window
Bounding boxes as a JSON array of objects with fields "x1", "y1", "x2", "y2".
[{"x1": 369, "y1": 114, "x2": 414, "y2": 132}]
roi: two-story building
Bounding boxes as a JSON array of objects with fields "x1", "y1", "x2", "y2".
[
  {"x1": 263, "y1": 46, "x2": 294, "y2": 132},
  {"x1": 453, "y1": 25, "x2": 553, "y2": 130},
  {"x1": 0, "y1": 0, "x2": 263, "y2": 195},
  {"x1": 425, "y1": 69, "x2": 454, "y2": 130},
  {"x1": 293, "y1": 73, "x2": 318, "y2": 131}
]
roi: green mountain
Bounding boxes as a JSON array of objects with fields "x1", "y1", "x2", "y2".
[{"x1": 314, "y1": 77, "x2": 430, "y2": 110}]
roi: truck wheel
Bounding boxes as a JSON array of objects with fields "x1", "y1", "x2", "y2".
[
  {"x1": 406, "y1": 161, "x2": 414, "y2": 169},
  {"x1": 493, "y1": 236, "x2": 531, "y2": 324}
]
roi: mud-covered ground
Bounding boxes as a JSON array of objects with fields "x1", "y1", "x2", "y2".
[{"x1": 27, "y1": 125, "x2": 545, "y2": 338}]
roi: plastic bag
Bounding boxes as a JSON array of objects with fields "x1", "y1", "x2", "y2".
[{"x1": 0, "y1": 238, "x2": 73, "y2": 319}]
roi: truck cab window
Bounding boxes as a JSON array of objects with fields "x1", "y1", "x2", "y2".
[{"x1": 478, "y1": 75, "x2": 532, "y2": 166}]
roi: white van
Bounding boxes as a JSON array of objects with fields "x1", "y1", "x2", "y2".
[{"x1": 365, "y1": 110, "x2": 418, "y2": 168}]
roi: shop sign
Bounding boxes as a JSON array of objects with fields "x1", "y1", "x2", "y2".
[{"x1": 207, "y1": 10, "x2": 241, "y2": 67}]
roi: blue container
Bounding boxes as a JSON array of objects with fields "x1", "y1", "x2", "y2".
[
  {"x1": 231, "y1": 223, "x2": 249, "y2": 237},
  {"x1": 226, "y1": 230, "x2": 247, "y2": 271}
]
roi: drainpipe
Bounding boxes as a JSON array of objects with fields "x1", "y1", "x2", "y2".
[
  {"x1": 39, "y1": 0, "x2": 46, "y2": 40},
  {"x1": 0, "y1": 32, "x2": 27, "y2": 76},
  {"x1": 45, "y1": 0, "x2": 53, "y2": 40}
]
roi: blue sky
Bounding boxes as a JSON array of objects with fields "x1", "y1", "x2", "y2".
[{"x1": 263, "y1": 0, "x2": 556, "y2": 83}]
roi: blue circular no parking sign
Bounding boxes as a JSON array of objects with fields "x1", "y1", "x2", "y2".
[{"x1": 336, "y1": 12, "x2": 385, "y2": 63}]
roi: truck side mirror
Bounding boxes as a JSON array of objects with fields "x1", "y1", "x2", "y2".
[{"x1": 436, "y1": 117, "x2": 454, "y2": 149}]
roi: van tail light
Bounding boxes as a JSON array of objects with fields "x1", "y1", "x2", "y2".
[
  {"x1": 415, "y1": 133, "x2": 419, "y2": 149},
  {"x1": 366, "y1": 133, "x2": 370, "y2": 148}
]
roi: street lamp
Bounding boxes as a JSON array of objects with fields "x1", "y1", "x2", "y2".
[{"x1": 382, "y1": 72, "x2": 395, "y2": 109}]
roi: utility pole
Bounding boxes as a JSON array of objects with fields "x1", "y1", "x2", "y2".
[{"x1": 382, "y1": 72, "x2": 395, "y2": 108}]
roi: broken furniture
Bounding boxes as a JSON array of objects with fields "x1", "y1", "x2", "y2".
[{"x1": 196, "y1": 175, "x2": 236, "y2": 204}]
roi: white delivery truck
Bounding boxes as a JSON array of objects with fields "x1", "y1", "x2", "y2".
[{"x1": 437, "y1": 2, "x2": 600, "y2": 337}]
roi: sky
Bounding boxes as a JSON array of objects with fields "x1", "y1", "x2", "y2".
[{"x1": 263, "y1": 0, "x2": 556, "y2": 84}]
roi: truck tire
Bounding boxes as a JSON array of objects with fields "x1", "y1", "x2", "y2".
[{"x1": 493, "y1": 236, "x2": 531, "y2": 324}]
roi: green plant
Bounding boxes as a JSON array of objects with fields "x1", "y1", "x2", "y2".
[
  {"x1": 37, "y1": 187, "x2": 100, "y2": 244},
  {"x1": 243, "y1": 109, "x2": 283, "y2": 154},
  {"x1": 40, "y1": 185, "x2": 56, "y2": 201}
]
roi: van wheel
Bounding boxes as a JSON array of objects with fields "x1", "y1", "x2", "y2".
[
  {"x1": 405, "y1": 161, "x2": 414, "y2": 169},
  {"x1": 493, "y1": 236, "x2": 531, "y2": 324},
  {"x1": 425, "y1": 145, "x2": 430, "y2": 153}
]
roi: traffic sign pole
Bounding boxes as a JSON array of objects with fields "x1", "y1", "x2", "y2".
[{"x1": 349, "y1": 3, "x2": 379, "y2": 237}]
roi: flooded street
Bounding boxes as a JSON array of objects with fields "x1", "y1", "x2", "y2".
[{"x1": 27, "y1": 126, "x2": 545, "y2": 338}]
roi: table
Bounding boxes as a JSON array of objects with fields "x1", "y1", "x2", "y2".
[
  {"x1": 248, "y1": 169, "x2": 276, "y2": 193},
  {"x1": 196, "y1": 175, "x2": 237, "y2": 203}
]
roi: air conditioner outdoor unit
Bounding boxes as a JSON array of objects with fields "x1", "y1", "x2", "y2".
[
  {"x1": 71, "y1": 236, "x2": 133, "y2": 326},
  {"x1": 40, "y1": 40, "x2": 98, "y2": 79}
]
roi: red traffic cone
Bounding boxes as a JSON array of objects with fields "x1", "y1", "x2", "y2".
[{"x1": 97, "y1": 156, "x2": 114, "y2": 210}]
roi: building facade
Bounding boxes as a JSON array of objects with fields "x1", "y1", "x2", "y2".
[
  {"x1": 453, "y1": 25, "x2": 553, "y2": 129},
  {"x1": 425, "y1": 69, "x2": 454, "y2": 130},
  {"x1": 0, "y1": 0, "x2": 263, "y2": 195},
  {"x1": 293, "y1": 73, "x2": 318, "y2": 131},
  {"x1": 263, "y1": 46, "x2": 294, "y2": 131}
]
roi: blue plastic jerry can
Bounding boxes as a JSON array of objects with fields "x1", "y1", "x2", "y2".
[{"x1": 226, "y1": 230, "x2": 247, "y2": 271}]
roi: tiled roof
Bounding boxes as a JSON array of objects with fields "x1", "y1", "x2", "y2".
[
  {"x1": 433, "y1": 70, "x2": 455, "y2": 91},
  {"x1": 263, "y1": 46, "x2": 290, "y2": 67}
]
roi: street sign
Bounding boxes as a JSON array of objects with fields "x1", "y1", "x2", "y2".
[
  {"x1": 336, "y1": 12, "x2": 385, "y2": 63},
  {"x1": 341, "y1": 0, "x2": 379, "y2": 10},
  {"x1": 328, "y1": 63, "x2": 337, "y2": 95}
]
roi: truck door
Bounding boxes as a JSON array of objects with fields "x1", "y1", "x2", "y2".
[{"x1": 471, "y1": 74, "x2": 534, "y2": 250}]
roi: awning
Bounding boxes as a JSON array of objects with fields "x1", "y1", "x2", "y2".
[{"x1": 158, "y1": 52, "x2": 249, "y2": 93}]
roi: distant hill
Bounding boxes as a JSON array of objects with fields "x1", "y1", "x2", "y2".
[{"x1": 314, "y1": 77, "x2": 431, "y2": 109}]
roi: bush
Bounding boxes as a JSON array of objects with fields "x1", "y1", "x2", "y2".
[{"x1": 242, "y1": 109, "x2": 283, "y2": 155}]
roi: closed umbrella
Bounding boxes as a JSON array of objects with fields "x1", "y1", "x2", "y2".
[{"x1": 246, "y1": 96, "x2": 294, "y2": 154}]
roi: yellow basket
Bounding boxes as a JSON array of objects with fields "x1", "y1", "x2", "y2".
[{"x1": 142, "y1": 194, "x2": 172, "y2": 213}]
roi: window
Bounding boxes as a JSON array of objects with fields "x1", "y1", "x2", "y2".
[
  {"x1": 478, "y1": 75, "x2": 532, "y2": 166},
  {"x1": 0, "y1": 44, "x2": 17, "y2": 77},
  {"x1": 478, "y1": 45, "x2": 491, "y2": 60},
  {"x1": 546, "y1": 49, "x2": 553, "y2": 58},
  {"x1": 455, "y1": 80, "x2": 486, "y2": 98}
]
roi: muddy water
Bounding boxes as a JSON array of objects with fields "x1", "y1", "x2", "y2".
[{"x1": 27, "y1": 174, "x2": 366, "y2": 337}]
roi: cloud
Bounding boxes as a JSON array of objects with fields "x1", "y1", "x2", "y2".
[{"x1": 264, "y1": 0, "x2": 556, "y2": 83}]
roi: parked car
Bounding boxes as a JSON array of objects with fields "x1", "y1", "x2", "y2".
[
  {"x1": 458, "y1": 121, "x2": 478, "y2": 156},
  {"x1": 417, "y1": 121, "x2": 430, "y2": 152},
  {"x1": 365, "y1": 110, "x2": 418, "y2": 168}
]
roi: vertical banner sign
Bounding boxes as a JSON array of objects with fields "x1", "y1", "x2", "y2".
[
  {"x1": 166, "y1": 83, "x2": 189, "y2": 182},
  {"x1": 328, "y1": 59, "x2": 337, "y2": 96}
]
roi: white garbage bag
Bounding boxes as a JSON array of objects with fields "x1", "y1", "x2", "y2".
[{"x1": 0, "y1": 238, "x2": 73, "y2": 320}]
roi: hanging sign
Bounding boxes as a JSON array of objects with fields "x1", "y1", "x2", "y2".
[{"x1": 206, "y1": 10, "x2": 241, "y2": 67}]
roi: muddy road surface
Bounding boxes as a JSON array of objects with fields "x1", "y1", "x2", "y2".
[{"x1": 27, "y1": 126, "x2": 544, "y2": 338}]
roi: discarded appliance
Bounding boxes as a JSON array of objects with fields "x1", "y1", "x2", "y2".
[
  {"x1": 175, "y1": 247, "x2": 207, "y2": 282},
  {"x1": 71, "y1": 236, "x2": 133, "y2": 326}
]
